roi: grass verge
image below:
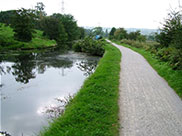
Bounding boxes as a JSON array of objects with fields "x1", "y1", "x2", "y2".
[
  {"x1": 40, "y1": 42, "x2": 121, "y2": 136},
  {"x1": 113, "y1": 40, "x2": 182, "y2": 98}
]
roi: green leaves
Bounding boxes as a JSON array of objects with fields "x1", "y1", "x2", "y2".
[
  {"x1": 41, "y1": 16, "x2": 68, "y2": 45},
  {"x1": 73, "y1": 37, "x2": 105, "y2": 56},
  {"x1": 11, "y1": 8, "x2": 35, "y2": 42}
]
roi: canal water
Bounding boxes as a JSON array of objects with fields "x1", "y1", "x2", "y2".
[{"x1": 0, "y1": 48, "x2": 100, "y2": 136}]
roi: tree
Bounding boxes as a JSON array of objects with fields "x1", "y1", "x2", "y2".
[
  {"x1": 127, "y1": 30, "x2": 141, "y2": 40},
  {"x1": 0, "y1": 10, "x2": 16, "y2": 25},
  {"x1": 41, "y1": 16, "x2": 67, "y2": 44},
  {"x1": 12, "y1": 8, "x2": 35, "y2": 42},
  {"x1": 52, "y1": 14, "x2": 80, "y2": 43},
  {"x1": 78, "y1": 27, "x2": 85, "y2": 39},
  {"x1": 35, "y1": 2, "x2": 46, "y2": 16},
  {"x1": 104, "y1": 29, "x2": 109, "y2": 38},
  {"x1": 34, "y1": 2, "x2": 47, "y2": 30},
  {"x1": 92, "y1": 27, "x2": 104, "y2": 36},
  {"x1": 109, "y1": 27, "x2": 116, "y2": 39},
  {"x1": 114, "y1": 28, "x2": 127, "y2": 40},
  {"x1": 156, "y1": 8, "x2": 182, "y2": 49}
]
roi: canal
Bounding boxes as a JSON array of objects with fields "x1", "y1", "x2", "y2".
[{"x1": 0, "y1": 48, "x2": 100, "y2": 136}]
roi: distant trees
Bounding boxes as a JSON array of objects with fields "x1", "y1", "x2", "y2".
[
  {"x1": 127, "y1": 31, "x2": 146, "y2": 42},
  {"x1": 11, "y1": 8, "x2": 35, "y2": 42},
  {"x1": 109, "y1": 27, "x2": 116, "y2": 39},
  {"x1": 114, "y1": 28, "x2": 127, "y2": 40},
  {"x1": 92, "y1": 27, "x2": 104, "y2": 36},
  {"x1": 109, "y1": 27, "x2": 146, "y2": 42}
]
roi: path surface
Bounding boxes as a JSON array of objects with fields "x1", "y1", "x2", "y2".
[{"x1": 107, "y1": 40, "x2": 182, "y2": 136}]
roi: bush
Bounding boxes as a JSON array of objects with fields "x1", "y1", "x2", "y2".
[
  {"x1": 73, "y1": 37, "x2": 105, "y2": 56},
  {"x1": 73, "y1": 40, "x2": 82, "y2": 52}
]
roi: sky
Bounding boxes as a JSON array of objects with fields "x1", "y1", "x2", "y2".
[{"x1": 0, "y1": 0, "x2": 181, "y2": 29}]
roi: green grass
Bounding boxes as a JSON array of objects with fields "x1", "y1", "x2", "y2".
[
  {"x1": 40, "y1": 42, "x2": 121, "y2": 136},
  {"x1": 113, "y1": 40, "x2": 182, "y2": 98},
  {"x1": 0, "y1": 23, "x2": 56, "y2": 50}
]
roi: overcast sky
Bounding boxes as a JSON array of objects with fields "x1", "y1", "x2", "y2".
[{"x1": 0, "y1": 0, "x2": 181, "y2": 29}]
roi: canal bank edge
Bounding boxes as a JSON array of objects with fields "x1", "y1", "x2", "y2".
[{"x1": 40, "y1": 41, "x2": 121, "y2": 136}]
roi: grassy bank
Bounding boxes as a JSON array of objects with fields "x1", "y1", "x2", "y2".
[
  {"x1": 40, "y1": 42, "x2": 121, "y2": 136},
  {"x1": 113, "y1": 40, "x2": 182, "y2": 98},
  {"x1": 0, "y1": 23, "x2": 56, "y2": 51}
]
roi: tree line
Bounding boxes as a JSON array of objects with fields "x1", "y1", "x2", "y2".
[{"x1": 109, "y1": 27, "x2": 146, "y2": 42}]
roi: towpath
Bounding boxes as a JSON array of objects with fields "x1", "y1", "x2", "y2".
[{"x1": 106, "y1": 40, "x2": 182, "y2": 136}]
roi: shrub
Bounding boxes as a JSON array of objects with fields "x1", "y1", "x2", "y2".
[
  {"x1": 73, "y1": 40, "x2": 82, "y2": 52},
  {"x1": 73, "y1": 37, "x2": 105, "y2": 56}
]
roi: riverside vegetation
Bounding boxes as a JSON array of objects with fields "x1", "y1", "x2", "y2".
[
  {"x1": 0, "y1": 23, "x2": 56, "y2": 50},
  {"x1": 0, "y1": 2, "x2": 84, "y2": 50},
  {"x1": 40, "y1": 41, "x2": 121, "y2": 136}
]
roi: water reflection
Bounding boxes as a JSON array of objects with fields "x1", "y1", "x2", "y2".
[
  {"x1": 11, "y1": 53, "x2": 36, "y2": 84},
  {"x1": 77, "y1": 60, "x2": 98, "y2": 76},
  {"x1": 0, "y1": 48, "x2": 100, "y2": 136},
  {"x1": 42, "y1": 95, "x2": 74, "y2": 120}
]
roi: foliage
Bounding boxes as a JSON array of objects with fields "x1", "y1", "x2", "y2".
[
  {"x1": 11, "y1": 8, "x2": 35, "y2": 42},
  {"x1": 33, "y1": 2, "x2": 47, "y2": 30},
  {"x1": 73, "y1": 37, "x2": 105, "y2": 56},
  {"x1": 156, "y1": 8, "x2": 182, "y2": 49},
  {"x1": 109, "y1": 27, "x2": 116, "y2": 39},
  {"x1": 104, "y1": 29, "x2": 109, "y2": 38},
  {"x1": 0, "y1": 10, "x2": 16, "y2": 25},
  {"x1": 52, "y1": 14, "x2": 80, "y2": 43},
  {"x1": 0, "y1": 23, "x2": 15, "y2": 47},
  {"x1": 0, "y1": 23, "x2": 56, "y2": 50},
  {"x1": 35, "y1": 2, "x2": 47, "y2": 18},
  {"x1": 127, "y1": 30, "x2": 146, "y2": 42},
  {"x1": 41, "y1": 16, "x2": 67, "y2": 45},
  {"x1": 91, "y1": 27, "x2": 104, "y2": 36},
  {"x1": 40, "y1": 43, "x2": 121, "y2": 136},
  {"x1": 0, "y1": 2, "x2": 83, "y2": 49},
  {"x1": 110, "y1": 28, "x2": 146, "y2": 42},
  {"x1": 114, "y1": 28, "x2": 127, "y2": 40},
  {"x1": 78, "y1": 27, "x2": 85, "y2": 39}
]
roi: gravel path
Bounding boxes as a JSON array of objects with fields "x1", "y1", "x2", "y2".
[{"x1": 107, "y1": 40, "x2": 182, "y2": 136}]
